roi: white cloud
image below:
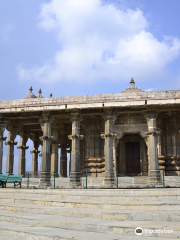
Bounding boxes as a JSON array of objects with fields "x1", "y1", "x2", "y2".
[{"x1": 17, "y1": 0, "x2": 180, "y2": 84}]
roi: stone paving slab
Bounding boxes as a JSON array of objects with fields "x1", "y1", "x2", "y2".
[
  {"x1": 0, "y1": 210, "x2": 179, "y2": 238},
  {"x1": 0, "y1": 221, "x2": 172, "y2": 240},
  {"x1": 0, "y1": 202, "x2": 180, "y2": 222}
]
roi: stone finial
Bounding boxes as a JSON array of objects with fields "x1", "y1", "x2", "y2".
[
  {"x1": 130, "y1": 78, "x2": 135, "y2": 89},
  {"x1": 121, "y1": 78, "x2": 143, "y2": 93},
  {"x1": 29, "y1": 86, "x2": 33, "y2": 93},
  {"x1": 23, "y1": 86, "x2": 37, "y2": 99},
  {"x1": 38, "y1": 89, "x2": 43, "y2": 98},
  {"x1": 49, "y1": 93, "x2": 52, "y2": 98}
]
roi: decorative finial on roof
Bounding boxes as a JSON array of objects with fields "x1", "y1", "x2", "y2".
[
  {"x1": 121, "y1": 78, "x2": 143, "y2": 93},
  {"x1": 23, "y1": 86, "x2": 37, "y2": 99},
  {"x1": 29, "y1": 86, "x2": 33, "y2": 93},
  {"x1": 130, "y1": 78, "x2": 135, "y2": 89},
  {"x1": 38, "y1": 88, "x2": 43, "y2": 98},
  {"x1": 49, "y1": 93, "x2": 52, "y2": 98}
]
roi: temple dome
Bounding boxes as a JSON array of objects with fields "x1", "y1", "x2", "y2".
[{"x1": 23, "y1": 87, "x2": 37, "y2": 99}]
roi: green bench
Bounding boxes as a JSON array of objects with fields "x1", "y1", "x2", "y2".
[
  {"x1": 6, "y1": 175, "x2": 24, "y2": 188},
  {"x1": 0, "y1": 174, "x2": 24, "y2": 188},
  {"x1": 0, "y1": 174, "x2": 9, "y2": 188}
]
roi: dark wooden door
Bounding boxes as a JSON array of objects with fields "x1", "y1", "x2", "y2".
[{"x1": 125, "y1": 142, "x2": 140, "y2": 174}]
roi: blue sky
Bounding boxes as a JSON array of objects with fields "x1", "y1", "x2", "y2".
[{"x1": 1, "y1": 0, "x2": 180, "y2": 174}]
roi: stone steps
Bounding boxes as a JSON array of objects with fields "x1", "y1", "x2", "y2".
[
  {"x1": 0, "y1": 188, "x2": 179, "y2": 239},
  {"x1": 1, "y1": 195, "x2": 180, "y2": 211},
  {"x1": 1, "y1": 188, "x2": 180, "y2": 195},
  {"x1": 0, "y1": 210, "x2": 179, "y2": 238},
  {"x1": 0, "y1": 221, "x2": 171, "y2": 240},
  {"x1": 0, "y1": 202, "x2": 180, "y2": 222},
  {"x1": 1, "y1": 191, "x2": 180, "y2": 202}
]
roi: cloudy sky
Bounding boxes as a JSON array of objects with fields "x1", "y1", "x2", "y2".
[{"x1": 1, "y1": 0, "x2": 180, "y2": 174}]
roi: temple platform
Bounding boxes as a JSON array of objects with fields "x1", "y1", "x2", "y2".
[{"x1": 5, "y1": 176, "x2": 180, "y2": 189}]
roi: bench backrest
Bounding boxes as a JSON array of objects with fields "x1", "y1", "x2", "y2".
[
  {"x1": 7, "y1": 175, "x2": 24, "y2": 182},
  {"x1": 0, "y1": 174, "x2": 9, "y2": 181}
]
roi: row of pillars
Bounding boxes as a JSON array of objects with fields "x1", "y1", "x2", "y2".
[
  {"x1": 0, "y1": 129, "x2": 69, "y2": 178},
  {"x1": 0, "y1": 110, "x2": 161, "y2": 188}
]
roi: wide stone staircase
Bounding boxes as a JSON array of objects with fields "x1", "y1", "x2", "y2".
[{"x1": 0, "y1": 188, "x2": 180, "y2": 239}]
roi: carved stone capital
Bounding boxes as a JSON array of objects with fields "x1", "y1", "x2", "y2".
[
  {"x1": 39, "y1": 114, "x2": 54, "y2": 131},
  {"x1": 70, "y1": 112, "x2": 82, "y2": 122},
  {"x1": 39, "y1": 136, "x2": 54, "y2": 141},
  {"x1": 145, "y1": 131, "x2": 159, "y2": 136},
  {"x1": 5, "y1": 141, "x2": 18, "y2": 146},
  {"x1": 116, "y1": 132, "x2": 124, "y2": 140},
  {"x1": 17, "y1": 146, "x2": 29, "y2": 150},
  {"x1": 30, "y1": 149, "x2": 40, "y2": 154},
  {"x1": 0, "y1": 136, "x2": 7, "y2": 141},
  {"x1": 144, "y1": 110, "x2": 158, "y2": 120},
  {"x1": 68, "y1": 134, "x2": 84, "y2": 140},
  {"x1": 140, "y1": 131, "x2": 148, "y2": 139},
  {"x1": 103, "y1": 110, "x2": 117, "y2": 122},
  {"x1": 100, "y1": 133, "x2": 117, "y2": 138}
]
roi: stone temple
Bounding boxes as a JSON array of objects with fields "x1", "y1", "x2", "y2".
[{"x1": 0, "y1": 78, "x2": 180, "y2": 188}]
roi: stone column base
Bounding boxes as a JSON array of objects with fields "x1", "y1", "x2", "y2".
[
  {"x1": 148, "y1": 170, "x2": 162, "y2": 184},
  {"x1": 70, "y1": 172, "x2": 81, "y2": 187},
  {"x1": 39, "y1": 172, "x2": 51, "y2": 188},
  {"x1": 51, "y1": 173, "x2": 59, "y2": 177},
  {"x1": 59, "y1": 175, "x2": 67, "y2": 178},
  {"x1": 103, "y1": 171, "x2": 115, "y2": 188},
  {"x1": 103, "y1": 177, "x2": 116, "y2": 188}
]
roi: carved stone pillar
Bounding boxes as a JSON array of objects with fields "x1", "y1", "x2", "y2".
[
  {"x1": 144, "y1": 111, "x2": 161, "y2": 183},
  {"x1": 5, "y1": 131, "x2": 17, "y2": 175},
  {"x1": 68, "y1": 147, "x2": 71, "y2": 177},
  {"x1": 119, "y1": 141, "x2": 126, "y2": 175},
  {"x1": 30, "y1": 139, "x2": 40, "y2": 173},
  {"x1": 80, "y1": 139, "x2": 84, "y2": 175},
  {"x1": 172, "y1": 132, "x2": 177, "y2": 156},
  {"x1": 114, "y1": 133, "x2": 124, "y2": 176},
  {"x1": 139, "y1": 131, "x2": 148, "y2": 176},
  {"x1": 51, "y1": 128, "x2": 59, "y2": 177},
  {"x1": 101, "y1": 111, "x2": 116, "y2": 187},
  {"x1": 18, "y1": 134, "x2": 29, "y2": 175},
  {"x1": 60, "y1": 143, "x2": 67, "y2": 177},
  {"x1": 39, "y1": 152, "x2": 43, "y2": 172},
  {"x1": 59, "y1": 128, "x2": 68, "y2": 178},
  {"x1": 0, "y1": 118, "x2": 7, "y2": 174},
  {"x1": 157, "y1": 130, "x2": 162, "y2": 156},
  {"x1": 140, "y1": 141, "x2": 148, "y2": 176},
  {"x1": 39, "y1": 114, "x2": 54, "y2": 188},
  {"x1": 68, "y1": 112, "x2": 83, "y2": 186}
]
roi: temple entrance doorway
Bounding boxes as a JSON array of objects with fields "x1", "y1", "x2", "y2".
[
  {"x1": 125, "y1": 142, "x2": 140, "y2": 175},
  {"x1": 118, "y1": 133, "x2": 148, "y2": 176}
]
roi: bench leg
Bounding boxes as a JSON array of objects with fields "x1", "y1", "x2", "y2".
[
  {"x1": 20, "y1": 182, "x2": 21, "y2": 188},
  {"x1": 14, "y1": 182, "x2": 15, "y2": 188}
]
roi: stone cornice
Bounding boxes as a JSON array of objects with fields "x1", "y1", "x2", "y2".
[{"x1": 2, "y1": 90, "x2": 180, "y2": 113}]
